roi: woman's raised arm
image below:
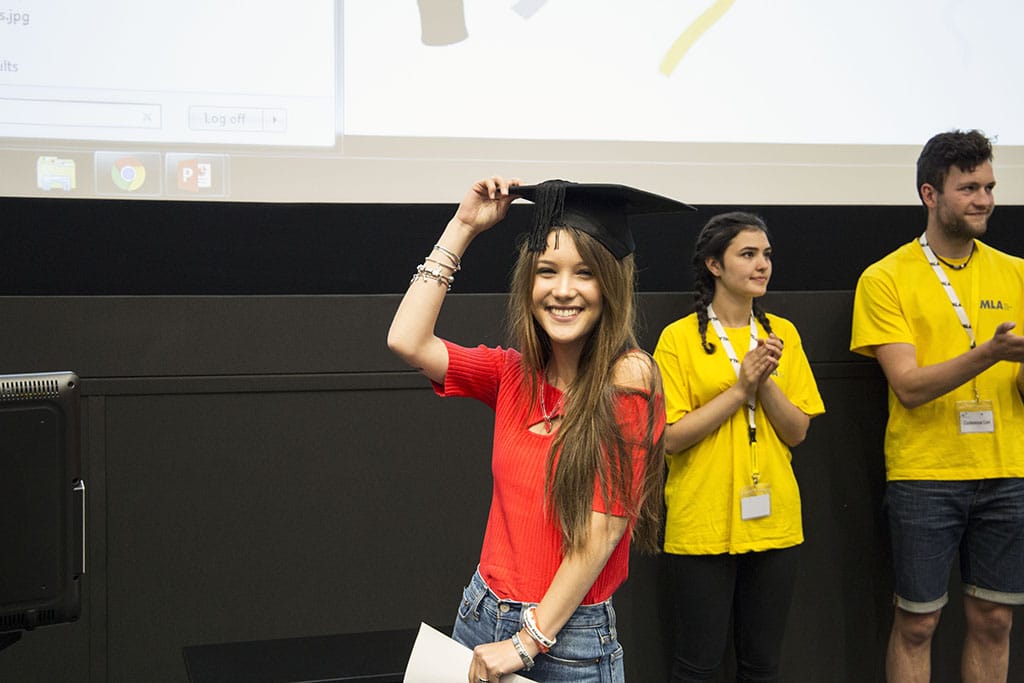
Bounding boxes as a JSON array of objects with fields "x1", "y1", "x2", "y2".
[{"x1": 387, "y1": 176, "x2": 518, "y2": 383}]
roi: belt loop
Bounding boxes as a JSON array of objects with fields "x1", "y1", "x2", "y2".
[
  {"x1": 466, "y1": 570, "x2": 489, "y2": 619},
  {"x1": 605, "y1": 599, "x2": 617, "y2": 640}
]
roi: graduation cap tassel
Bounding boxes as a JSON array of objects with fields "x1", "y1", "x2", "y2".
[{"x1": 526, "y1": 180, "x2": 569, "y2": 252}]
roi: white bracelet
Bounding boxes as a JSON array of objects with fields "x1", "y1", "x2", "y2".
[{"x1": 523, "y1": 606, "x2": 556, "y2": 651}]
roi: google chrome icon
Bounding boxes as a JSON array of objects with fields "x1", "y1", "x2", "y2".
[{"x1": 111, "y1": 157, "x2": 147, "y2": 191}]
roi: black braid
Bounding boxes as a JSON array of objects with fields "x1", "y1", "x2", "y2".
[
  {"x1": 753, "y1": 302, "x2": 773, "y2": 337},
  {"x1": 691, "y1": 224, "x2": 719, "y2": 354}
]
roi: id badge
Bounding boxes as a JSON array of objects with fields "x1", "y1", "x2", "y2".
[
  {"x1": 956, "y1": 399, "x2": 995, "y2": 434},
  {"x1": 740, "y1": 484, "x2": 771, "y2": 520}
]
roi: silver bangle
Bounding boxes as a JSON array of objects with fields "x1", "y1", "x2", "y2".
[
  {"x1": 424, "y1": 256, "x2": 456, "y2": 271},
  {"x1": 432, "y1": 243, "x2": 462, "y2": 272},
  {"x1": 510, "y1": 632, "x2": 535, "y2": 670}
]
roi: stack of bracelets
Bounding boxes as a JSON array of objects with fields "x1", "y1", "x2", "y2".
[
  {"x1": 523, "y1": 605, "x2": 557, "y2": 653},
  {"x1": 410, "y1": 243, "x2": 461, "y2": 291}
]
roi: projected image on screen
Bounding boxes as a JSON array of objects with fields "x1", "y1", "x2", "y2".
[
  {"x1": 0, "y1": 3, "x2": 335, "y2": 147},
  {"x1": 0, "y1": 1, "x2": 335, "y2": 200},
  {"x1": 1, "y1": 0, "x2": 1022, "y2": 205}
]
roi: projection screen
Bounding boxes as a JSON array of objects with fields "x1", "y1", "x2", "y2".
[{"x1": 2, "y1": 0, "x2": 1022, "y2": 206}]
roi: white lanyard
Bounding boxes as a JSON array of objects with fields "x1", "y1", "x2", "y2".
[
  {"x1": 918, "y1": 232, "x2": 977, "y2": 349},
  {"x1": 707, "y1": 304, "x2": 758, "y2": 444}
]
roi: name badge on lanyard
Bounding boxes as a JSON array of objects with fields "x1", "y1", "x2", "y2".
[
  {"x1": 740, "y1": 484, "x2": 771, "y2": 520},
  {"x1": 956, "y1": 399, "x2": 995, "y2": 434},
  {"x1": 708, "y1": 305, "x2": 772, "y2": 520}
]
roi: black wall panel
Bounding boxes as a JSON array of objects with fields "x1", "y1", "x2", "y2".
[
  {"x1": 3, "y1": 198, "x2": 1021, "y2": 296},
  {"x1": 1, "y1": 199, "x2": 1022, "y2": 682}
]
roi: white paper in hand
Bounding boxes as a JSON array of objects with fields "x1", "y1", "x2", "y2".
[{"x1": 404, "y1": 622, "x2": 532, "y2": 682}]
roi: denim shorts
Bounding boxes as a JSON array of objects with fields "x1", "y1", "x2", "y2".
[
  {"x1": 885, "y1": 478, "x2": 1024, "y2": 613},
  {"x1": 451, "y1": 569, "x2": 624, "y2": 683}
]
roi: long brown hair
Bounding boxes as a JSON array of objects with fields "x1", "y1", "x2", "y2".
[{"x1": 506, "y1": 227, "x2": 665, "y2": 554}]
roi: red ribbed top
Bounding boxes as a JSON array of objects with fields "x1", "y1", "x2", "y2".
[{"x1": 434, "y1": 341, "x2": 662, "y2": 604}]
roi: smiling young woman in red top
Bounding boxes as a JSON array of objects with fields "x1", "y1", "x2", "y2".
[{"x1": 388, "y1": 176, "x2": 691, "y2": 682}]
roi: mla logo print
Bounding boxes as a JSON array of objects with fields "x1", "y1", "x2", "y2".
[
  {"x1": 111, "y1": 157, "x2": 147, "y2": 191},
  {"x1": 979, "y1": 300, "x2": 1009, "y2": 311}
]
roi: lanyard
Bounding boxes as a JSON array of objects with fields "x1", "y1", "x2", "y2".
[
  {"x1": 918, "y1": 233, "x2": 981, "y2": 400},
  {"x1": 707, "y1": 305, "x2": 762, "y2": 484},
  {"x1": 918, "y1": 233, "x2": 977, "y2": 348}
]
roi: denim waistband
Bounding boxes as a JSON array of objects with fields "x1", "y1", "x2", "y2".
[{"x1": 466, "y1": 569, "x2": 617, "y2": 633}]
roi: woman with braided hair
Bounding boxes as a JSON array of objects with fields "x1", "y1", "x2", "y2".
[{"x1": 652, "y1": 212, "x2": 825, "y2": 682}]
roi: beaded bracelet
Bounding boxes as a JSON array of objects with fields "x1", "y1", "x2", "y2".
[
  {"x1": 523, "y1": 606, "x2": 556, "y2": 652},
  {"x1": 409, "y1": 262, "x2": 454, "y2": 291},
  {"x1": 510, "y1": 632, "x2": 535, "y2": 670},
  {"x1": 432, "y1": 244, "x2": 462, "y2": 272}
]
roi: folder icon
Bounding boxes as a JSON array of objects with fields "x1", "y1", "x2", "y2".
[{"x1": 37, "y1": 156, "x2": 77, "y2": 191}]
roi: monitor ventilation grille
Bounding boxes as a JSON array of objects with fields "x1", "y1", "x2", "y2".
[
  {"x1": 0, "y1": 609, "x2": 58, "y2": 630},
  {"x1": 0, "y1": 377, "x2": 62, "y2": 401}
]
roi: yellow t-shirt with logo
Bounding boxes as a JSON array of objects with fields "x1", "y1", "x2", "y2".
[
  {"x1": 654, "y1": 313, "x2": 825, "y2": 555},
  {"x1": 850, "y1": 239, "x2": 1024, "y2": 480}
]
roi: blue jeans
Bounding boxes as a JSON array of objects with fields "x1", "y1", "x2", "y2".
[
  {"x1": 885, "y1": 478, "x2": 1024, "y2": 612},
  {"x1": 451, "y1": 570, "x2": 624, "y2": 683}
]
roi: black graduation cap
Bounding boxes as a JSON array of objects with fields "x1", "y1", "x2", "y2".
[{"x1": 512, "y1": 180, "x2": 696, "y2": 259}]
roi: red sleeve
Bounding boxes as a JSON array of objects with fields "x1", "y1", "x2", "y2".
[
  {"x1": 430, "y1": 340, "x2": 516, "y2": 410},
  {"x1": 592, "y1": 390, "x2": 665, "y2": 517}
]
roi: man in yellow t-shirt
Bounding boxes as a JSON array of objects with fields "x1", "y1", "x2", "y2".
[{"x1": 851, "y1": 129, "x2": 1024, "y2": 682}]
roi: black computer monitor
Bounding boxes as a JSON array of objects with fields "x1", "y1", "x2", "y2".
[{"x1": 0, "y1": 371, "x2": 84, "y2": 643}]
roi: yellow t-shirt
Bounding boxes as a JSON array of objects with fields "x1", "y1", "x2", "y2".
[
  {"x1": 850, "y1": 239, "x2": 1024, "y2": 480},
  {"x1": 653, "y1": 313, "x2": 825, "y2": 555}
]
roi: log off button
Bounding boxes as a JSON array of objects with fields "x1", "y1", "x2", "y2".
[{"x1": 189, "y1": 107, "x2": 287, "y2": 133}]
